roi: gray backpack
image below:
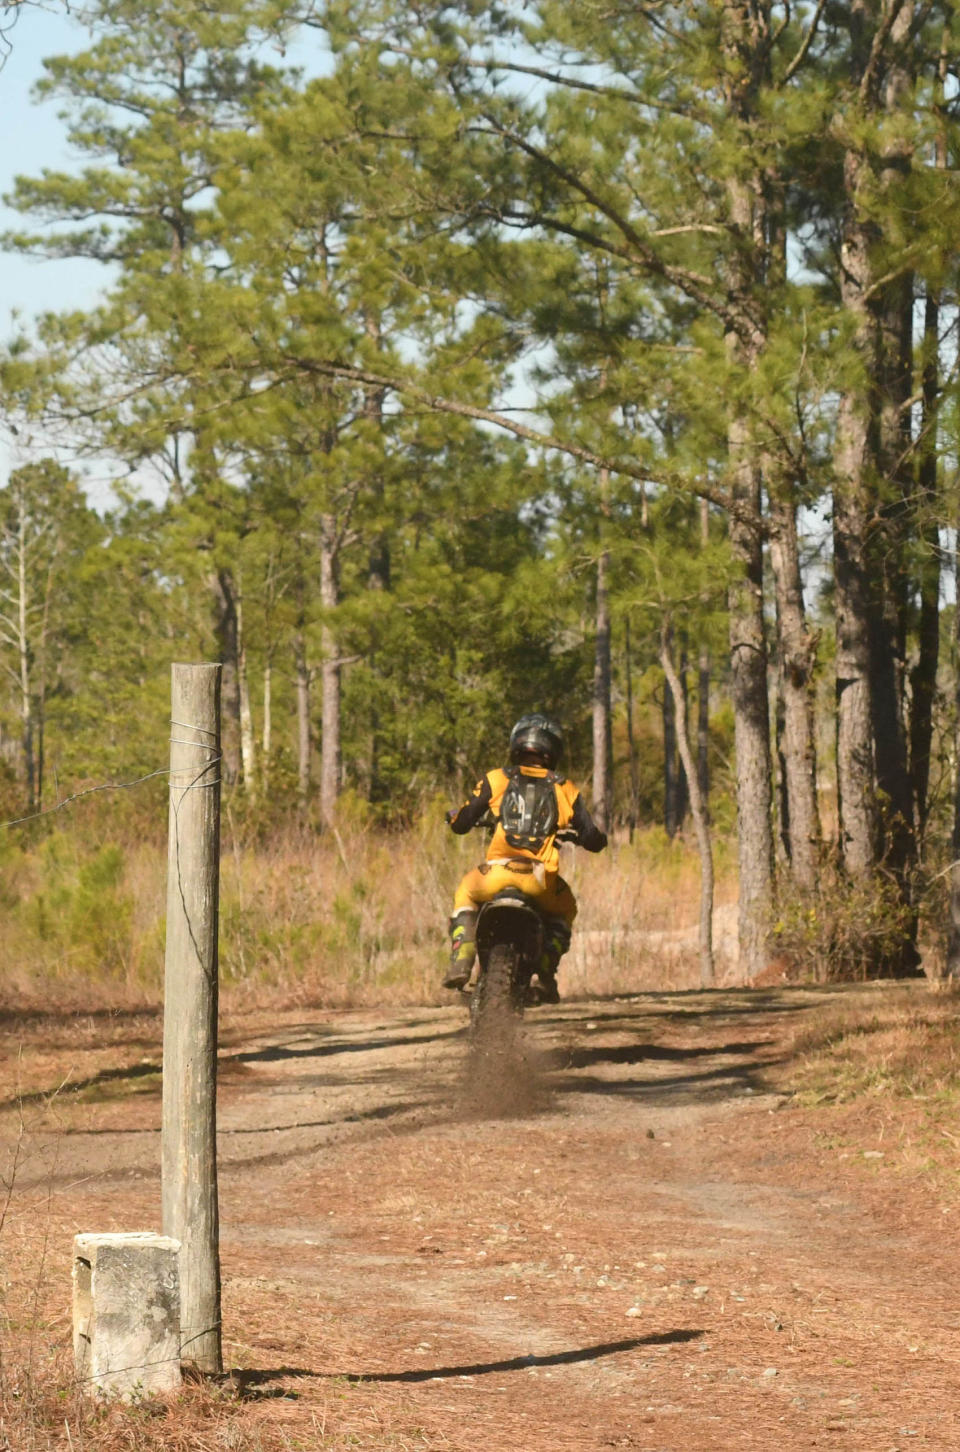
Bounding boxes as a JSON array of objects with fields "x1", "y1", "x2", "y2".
[{"x1": 500, "y1": 767, "x2": 560, "y2": 851}]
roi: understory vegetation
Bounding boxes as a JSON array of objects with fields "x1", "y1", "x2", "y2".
[
  {"x1": 1, "y1": 0, "x2": 959, "y2": 987},
  {"x1": 0, "y1": 801, "x2": 740, "y2": 1011}
]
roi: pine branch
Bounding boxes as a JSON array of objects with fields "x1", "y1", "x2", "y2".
[
  {"x1": 457, "y1": 55, "x2": 712, "y2": 124},
  {"x1": 782, "y1": 0, "x2": 828, "y2": 83},
  {"x1": 474, "y1": 120, "x2": 748, "y2": 336},
  {"x1": 860, "y1": 0, "x2": 910, "y2": 101},
  {"x1": 282, "y1": 352, "x2": 737, "y2": 518}
]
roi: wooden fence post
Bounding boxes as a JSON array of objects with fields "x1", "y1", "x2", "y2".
[{"x1": 161, "y1": 663, "x2": 223, "y2": 1375}]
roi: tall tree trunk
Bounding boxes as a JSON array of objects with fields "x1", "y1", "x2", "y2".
[
  {"x1": 624, "y1": 616, "x2": 639, "y2": 842},
  {"x1": 661, "y1": 622, "x2": 714, "y2": 988},
  {"x1": 948, "y1": 532, "x2": 960, "y2": 978},
  {"x1": 262, "y1": 660, "x2": 273, "y2": 791},
  {"x1": 212, "y1": 568, "x2": 241, "y2": 786},
  {"x1": 235, "y1": 583, "x2": 257, "y2": 799},
  {"x1": 663, "y1": 647, "x2": 679, "y2": 839},
  {"x1": 697, "y1": 647, "x2": 710, "y2": 810},
  {"x1": 319, "y1": 515, "x2": 341, "y2": 828},
  {"x1": 727, "y1": 453, "x2": 774, "y2": 976},
  {"x1": 833, "y1": 136, "x2": 879, "y2": 877},
  {"x1": 677, "y1": 645, "x2": 689, "y2": 827},
  {"x1": 363, "y1": 310, "x2": 390, "y2": 806},
  {"x1": 869, "y1": 257, "x2": 915, "y2": 886},
  {"x1": 35, "y1": 705, "x2": 44, "y2": 812},
  {"x1": 697, "y1": 499, "x2": 710, "y2": 811},
  {"x1": 869, "y1": 2, "x2": 915, "y2": 878},
  {"x1": 833, "y1": 466, "x2": 877, "y2": 875},
  {"x1": 909, "y1": 287, "x2": 941, "y2": 849},
  {"x1": 261, "y1": 548, "x2": 281, "y2": 797},
  {"x1": 832, "y1": 1, "x2": 920, "y2": 972},
  {"x1": 592, "y1": 542, "x2": 613, "y2": 832},
  {"x1": 775, "y1": 679, "x2": 789, "y2": 867},
  {"x1": 294, "y1": 631, "x2": 312, "y2": 810},
  {"x1": 34, "y1": 544, "x2": 57, "y2": 814},
  {"x1": 15, "y1": 498, "x2": 36, "y2": 814},
  {"x1": 592, "y1": 465, "x2": 613, "y2": 831},
  {"x1": 721, "y1": 2, "x2": 775, "y2": 979},
  {"x1": 768, "y1": 488, "x2": 821, "y2": 890},
  {"x1": 910, "y1": 39, "x2": 947, "y2": 845}
]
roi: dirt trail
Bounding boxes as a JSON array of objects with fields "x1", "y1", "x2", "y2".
[{"x1": 4, "y1": 984, "x2": 959, "y2": 1449}]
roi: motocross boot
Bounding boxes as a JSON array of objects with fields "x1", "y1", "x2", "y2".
[
  {"x1": 536, "y1": 920, "x2": 571, "y2": 1004},
  {"x1": 535, "y1": 956, "x2": 561, "y2": 1004},
  {"x1": 444, "y1": 909, "x2": 477, "y2": 990}
]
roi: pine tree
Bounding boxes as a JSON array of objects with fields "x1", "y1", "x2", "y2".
[{"x1": 0, "y1": 459, "x2": 103, "y2": 811}]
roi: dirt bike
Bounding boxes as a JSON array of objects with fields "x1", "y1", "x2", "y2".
[{"x1": 468, "y1": 827, "x2": 578, "y2": 1046}]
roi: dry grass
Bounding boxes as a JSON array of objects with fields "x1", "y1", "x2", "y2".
[
  {"x1": 784, "y1": 982, "x2": 960, "y2": 1105},
  {"x1": 2, "y1": 817, "x2": 738, "y2": 1013},
  {"x1": 0, "y1": 1201, "x2": 432, "y2": 1451},
  {"x1": 768, "y1": 982, "x2": 960, "y2": 1197}
]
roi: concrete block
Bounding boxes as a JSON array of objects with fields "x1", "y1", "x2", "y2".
[{"x1": 73, "y1": 1232, "x2": 181, "y2": 1398}]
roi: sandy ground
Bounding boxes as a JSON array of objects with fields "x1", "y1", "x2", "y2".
[{"x1": 2, "y1": 983, "x2": 959, "y2": 1450}]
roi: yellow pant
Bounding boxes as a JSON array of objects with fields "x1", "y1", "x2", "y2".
[{"x1": 453, "y1": 859, "x2": 577, "y2": 928}]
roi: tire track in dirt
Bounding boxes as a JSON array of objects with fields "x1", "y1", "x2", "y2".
[{"x1": 5, "y1": 985, "x2": 960, "y2": 1448}]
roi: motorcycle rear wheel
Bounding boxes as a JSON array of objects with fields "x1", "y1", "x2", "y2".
[{"x1": 470, "y1": 941, "x2": 521, "y2": 1046}]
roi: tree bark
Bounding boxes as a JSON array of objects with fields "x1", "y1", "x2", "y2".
[
  {"x1": 662, "y1": 653, "x2": 679, "y2": 838},
  {"x1": 721, "y1": 1, "x2": 775, "y2": 979},
  {"x1": 16, "y1": 496, "x2": 37, "y2": 814},
  {"x1": 871, "y1": 5, "x2": 915, "y2": 863},
  {"x1": 319, "y1": 515, "x2": 341, "y2": 828},
  {"x1": 948, "y1": 532, "x2": 960, "y2": 977},
  {"x1": 624, "y1": 616, "x2": 640, "y2": 841},
  {"x1": 833, "y1": 460, "x2": 877, "y2": 876},
  {"x1": 904, "y1": 287, "x2": 938, "y2": 851},
  {"x1": 832, "y1": 2, "x2": 920, "y2": 973},
  {"x1": 677, "y1": 647, "x2": 689, "y2": 826},
  {"x1": 869, "y1": 276, "x2": 915, "y2": 886},
  {"x1": 910, "y1": 40, "x2": 947, "y2": 845},
  {"x1": 211, "y1": 568, "x2": 241, "y2": 787},
  {"x1": 363, "y1": 310, "x2": 390, "y2": 806},
  {"x1": 697, "y1": 499, "x2": 710, "y2": 811},
  {"x1": 768, "y1": 488, "x2": 820, "y2": 890},
  {"x1": 591, "y1": 544, "x2": 613, "y2": 832},
  {"x1": 661, "y1": 623, "x2": 714, "y2": 988},
  {"x1": 262, "y1": 660, "x2": 273, "y2": 790},
  {"x1": 235, "y1": 583, "x2": 257, "y2": 800},
  {"x1": 294, "y1": 630, "x2": 312, "y2": 809},
  {"x1": 697, "y1": 647, "x2": 710, "y2": 811},
  {"x1": 833, "y1": 136, "x2": 879, "y2": 877},
  {"x1": 727, "y1": 451, "x2": 774, "y2": 977}
]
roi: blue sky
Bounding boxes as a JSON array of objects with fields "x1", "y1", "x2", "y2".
[
  {"x1": 0, "y1": 6, "x2": 107, "y2": 321},
  {"x1": 0, "y1": 9, "x2": 331, "y2": 502},
  {"x1": 0, "y1": 8, "x2": 114, "y2": 496}
]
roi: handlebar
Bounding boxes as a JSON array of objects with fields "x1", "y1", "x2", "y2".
[{"x1": 445, "y1": 807, "x2": 580, "y2": 846}]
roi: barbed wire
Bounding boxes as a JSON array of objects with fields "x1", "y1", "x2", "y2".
[
  {"x1": 0, "y1": 716, "x2": 228, "y2": 833},
  {"x1": 0, "y1": 767, "x2": 173, "y2": 832}
]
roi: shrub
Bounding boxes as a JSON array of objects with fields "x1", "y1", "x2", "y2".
[{"x1": 772, "y1": 866, "x2": 918, "y2": 982}]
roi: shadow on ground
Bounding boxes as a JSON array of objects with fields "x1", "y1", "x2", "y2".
[{"x1": 232, "y1": 1329, "x2": 705, "y2": 1396}]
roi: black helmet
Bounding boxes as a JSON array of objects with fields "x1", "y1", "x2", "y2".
[{"x1": 508, "y1": 713, "x2": 564, "y2": 770}]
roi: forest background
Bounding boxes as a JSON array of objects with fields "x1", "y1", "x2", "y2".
[{"x1": 1, "y1": 0, "x2": 959, "y2": 1003}]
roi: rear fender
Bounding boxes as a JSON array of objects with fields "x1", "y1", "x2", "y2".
[{"x1": 476, "y1": 891, "x2": 544, "y2": 964}]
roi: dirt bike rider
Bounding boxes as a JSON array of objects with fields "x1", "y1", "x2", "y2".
[{"x1": 443, "y1": 713, "x2": 608, "y2": 1002}]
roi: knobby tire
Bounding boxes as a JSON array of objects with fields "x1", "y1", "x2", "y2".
[{"x1": 470, "y1": 942, "x2": 520, "y2": 1052}]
